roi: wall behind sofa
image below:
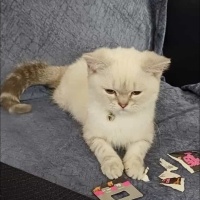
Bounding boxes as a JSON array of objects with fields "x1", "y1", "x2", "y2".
[{"x1": 163, "y1": 0, "x2": 200, "y2": 87}]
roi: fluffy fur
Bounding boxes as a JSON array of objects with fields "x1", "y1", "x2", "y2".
[{"x1": 0, "y1": 47, "x2": 170, "y2": 180}]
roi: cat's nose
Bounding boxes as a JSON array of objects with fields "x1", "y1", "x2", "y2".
[{"x1": 118, "y1": 102, "x2": 128, "y2": 108}]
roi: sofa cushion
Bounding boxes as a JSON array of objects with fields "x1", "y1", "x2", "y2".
[{"x1": 1, "y1": 81, "x2": 199, "y2": 199}]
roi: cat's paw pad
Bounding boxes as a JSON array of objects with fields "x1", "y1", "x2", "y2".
[
  {"x1": 124, "y1": 157, "x2": 145, "y2": 180},
  {"x1": 101, "y1": 157, "x2": 124, "y2": 179}
]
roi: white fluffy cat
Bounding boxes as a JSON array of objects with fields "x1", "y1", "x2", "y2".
[{"x1": 0, "y1": 47, "x2": 170, "y2": 180}]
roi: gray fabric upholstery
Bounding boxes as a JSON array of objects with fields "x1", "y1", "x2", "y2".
[
  {"x1": 1, "y1": 82, "x2": 199, "y2": 199},
  {"x1": 182, "y1": 83, "x2": 200, "y2": 96},
  {"x1": 1, "y1": 0, "x2": 200, "y2": 199},
  {"x1": 1, "y1": 0, "x2": 167, "y2": 99}
]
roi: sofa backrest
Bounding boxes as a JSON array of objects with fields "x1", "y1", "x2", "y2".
[{"x1": 1, "y1": 0, "x2": 168, "y2": 99}]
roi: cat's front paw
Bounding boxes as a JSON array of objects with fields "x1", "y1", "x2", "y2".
[
  {"x1": 123, "y1": 156, "x2": 145, "y2": 180},
  {"x1": 101, "y1": 157, "x2": 124, "y2": 179}
]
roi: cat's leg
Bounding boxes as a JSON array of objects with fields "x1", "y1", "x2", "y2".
[
  {"x1": 123, "y1": 140, "x2": 152, "y2": 179},
  {"x1": 123, "y1": 122, "x2": 154, "y2": 180},
  {"x1": 84, "y1": 136, "x2": 124, "y2": 179}
]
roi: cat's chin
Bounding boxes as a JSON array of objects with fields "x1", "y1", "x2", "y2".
[
  {"x1": 119, "y1": 109, "x2": 129, "y2": 113},
  {"x1": 112, "y1": 109, "x2": 132, "y2": 115},
  {"x1": 115, "y1": 107, "x2": 142, "y2": 115}
]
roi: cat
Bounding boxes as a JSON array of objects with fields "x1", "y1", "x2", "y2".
[{"x1": 0, "y1": 47, "x2": 170, "y2": 180}]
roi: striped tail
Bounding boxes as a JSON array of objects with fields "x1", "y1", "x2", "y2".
[{"x1": 0, "y1": 61, "x2": 66, "y2": 114}]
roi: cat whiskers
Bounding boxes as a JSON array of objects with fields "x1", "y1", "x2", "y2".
[
  {"x1": 109, "y1": 103, "x2": 117, "y2": 109},
  {"x1": 130, "y1": 104, "x2": 140, "y2": 111}
]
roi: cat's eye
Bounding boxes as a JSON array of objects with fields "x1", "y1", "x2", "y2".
[
  {"x1": 131, "y1": 91, "x2": 142, "y2": 95},
  {"x1": 105, "y1": 89, "x2": 116, "y2": 95}
]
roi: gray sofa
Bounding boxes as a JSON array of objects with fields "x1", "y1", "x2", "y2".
[{"x1": 1, "y1": 0, "x2": 199, "y2": 199}]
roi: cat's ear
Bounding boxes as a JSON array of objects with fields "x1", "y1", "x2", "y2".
[
  {"x1": 83, "y1": 53, "x2": 107, "y2": 75},
  {"x1": 142, "y1": 51, "x2": 171, "y2": 78}
]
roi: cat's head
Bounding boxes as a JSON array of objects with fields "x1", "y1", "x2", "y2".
[{"x1": 83, "y1": 47, "x2": 170, "y2": 114}]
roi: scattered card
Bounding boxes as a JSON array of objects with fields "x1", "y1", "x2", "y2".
[
  {"x1": 93, "y1": 176, "x2": 143, "y2": 200},
  {"x1": 168, "y1": 150, "x2": 200, "y2": 173},
  {"x1": 159, "y1": 158, "x2": 185, "y2": 192}
]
